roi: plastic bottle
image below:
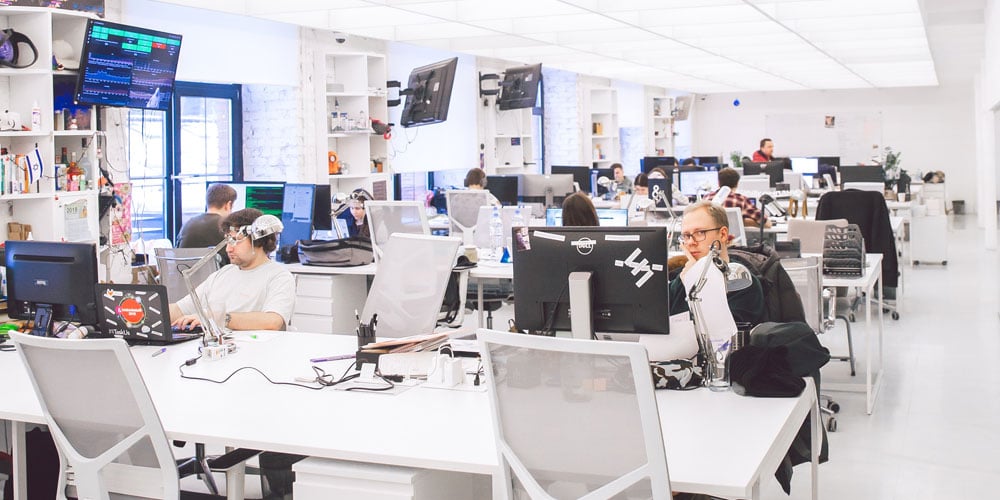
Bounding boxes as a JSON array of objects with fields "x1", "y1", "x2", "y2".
[
  {"x1": 505, "y1": 207, "x2": 525, "y2": 263},
  {"x1": 31, "y1": 101, "x2": 41, "y2": 131},
  {"x1": 489, "y1": 206, "x2": 504, "y2": 262},
  {"x1": 66, "y1": 152, "x2": 81, "y2": 191}
]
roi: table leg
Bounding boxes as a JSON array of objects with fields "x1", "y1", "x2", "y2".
[
  {"x1": 865, "y1": 282, "x2": 872, "y2": 415},
  {"x1": 11, "y1": 421, "x2": 26, "y2": 500},
  {"x1": 751, "y1": 478, "x2": 761, "y2": 500},
  {"x1": 811, "y1": 392, "x2": 820, "y2": 500},
  {"x1": 225, "y1": 446, "x2": 245, "y2": 500},
  {"x1": 477, "y1": 280, "x2": 485, "y2": 328}
]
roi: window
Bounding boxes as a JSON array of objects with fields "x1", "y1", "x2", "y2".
[{"x1": 126, "y1": 82, "x2": 242, "y2": 242}]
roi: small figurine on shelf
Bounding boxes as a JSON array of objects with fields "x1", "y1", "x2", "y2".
[{"x1": 68, "y1": 118, "x2": 79, "y2": 130}]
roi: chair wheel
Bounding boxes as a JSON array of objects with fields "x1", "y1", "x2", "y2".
[
  {"x1": 913, "y1": 261, "x2": 920, "y2": 265},
  {"x1": 848, "y1": 313, "x2": 856, "y2": 322},
  {"x1": 827, "y1": 418, "x2": 838, "y2": 432},
  {"x1": 942, "y1": 261, "x2": 947, "y2": 265},
  {"x1": 891, "y1": 312, "x2": 900, "y2": 320},
  {"x1": 827, "y1": 401, "x2": 841, "y2": 413}
]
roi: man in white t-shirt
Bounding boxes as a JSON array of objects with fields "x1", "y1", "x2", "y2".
[{"x1": 169, "y1": 208, "x2": 294, "y2": 331}]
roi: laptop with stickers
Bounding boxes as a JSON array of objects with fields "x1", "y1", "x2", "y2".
[{"x1": 95, "y1": 283, "x2": 201, "y2": 344}]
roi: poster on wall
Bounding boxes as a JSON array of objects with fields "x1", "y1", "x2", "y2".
[
  {"x1": 111, "y1": 183, "x2": 132, "y2": 246},
  {"x1": 0, "y1": 1, "x2": 105, "y2": 16}
]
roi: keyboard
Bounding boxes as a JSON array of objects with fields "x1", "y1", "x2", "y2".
[{"x1": 171, "y1": 325, "x2": 204, "y2": 334}]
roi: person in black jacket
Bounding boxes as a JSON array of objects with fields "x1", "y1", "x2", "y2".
[{"x1": 668, "y1": 201, "x2": 766, "y2": 327}]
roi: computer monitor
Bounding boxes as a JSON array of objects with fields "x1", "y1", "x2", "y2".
[
  {"x1": 400, "y1": 57, "x2": 458, "y2": 128},
  {"x1": 217, "y1": 182, "x2": 285, "y2": 217},
  {"x1": 817, "y1": 156, "x2": 841, "y2": 168},
  {"x1": 693, "y1": 156, "x2": 720, "y2": 166},
  {"x1": 486, "y1": 175, "x2": 520, "y2": 206},
  {"x1": 791, "y1": 157, "x2": 819, "y2": 175},
  {"x1": 497, "y1": 63, "x2": 542, "y2": 110},
  {"x1": 838, "y1": 166, "x2": 884, "y2": 184},
  {"x1": 394, "y1": 172, "x2": 432, "y2": 202},
  {"x1": 678, "y1": 170, "x2": 719, "y2": 196},
  {"x1": 550, "y1": 165, "x2": 592, "y2": 193},
  {"x1": 312, "y1": 184, "x2": 332, "y2": 230},
  {"x1": 278, "y1": 184, "x2": 316, "y2": 262},
  {"x1": 642, "y1": 156, "x2": 677, "y2": 173},
  {"x1": 513, "y1": 226, "x2": 669, "y2": 337},
  {"x1": 5, "y1": 240, "x2": 99, "y2": 335},
  {"x1": 544, "y1": 208, "x2": 629, "y2": 227},
  {"x1": 742, "y1": 160, "x2": 785, "y2": 187},
  {"x1": 647, "y1": 177, "x2": 673, "y2": 207},
  {"x1": 520, "y1": 174, "x2": 575, "y2": 208}
]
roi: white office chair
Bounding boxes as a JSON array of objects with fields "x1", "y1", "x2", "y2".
[
  {"x1": 445, "y1": 190, "x2": 492, "y2": 246},
  {"x1": 724, "y1": 206, "x2": 746, "y2": 246},
  {"x1": 155, "y1": 247, "x2": 222, "y2": 302},
  {"x1": 738, "y1": 175, "x2": 771, "y2": 195},
  {"x1": 362, "y1": 234, "x2": 461, "y2": 338},
  {"x1": 365, "y1": 200, "x2": 431, "y2": 263},
  {"x1": 478, "y1": 330, "x2": 672, "y2": 500},
  {"x1": 12, "y1": 334, "x2": 250, "y2": 499}
]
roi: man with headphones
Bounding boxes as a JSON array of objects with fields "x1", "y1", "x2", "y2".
[{"x1": 169, "y1": 208, "x2": 295, "y2": 331}]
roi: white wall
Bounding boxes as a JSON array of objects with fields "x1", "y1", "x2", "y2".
[
  {"x1": 691, "y1": 84, "x2": 977, "y2": 208},
  {"x1": 985, "y1": 0, "x2": 1000, "y2": 108},
  {"x1": 385, "y1": 43, "x2": 478, "y2": 173},
  {"x1": 121, "y1": 0, "x2": 299, "y2": 86}
]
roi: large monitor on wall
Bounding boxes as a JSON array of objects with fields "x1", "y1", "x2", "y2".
[
  {"x1": 5, "y1": 241, "x2": 99, "y2": 334},
  {"x1": 498, "y1": 63, "x2": 542, "y2": 110},
  {"x1": 513, "y1": 226, "x2": 669, "y2": 336},
  {"x1": 400, "y1": 57, "x2": 458, "y2": 128},
  {"x1": 75, "y1": 19, "x2": 183, "y2": 111}
]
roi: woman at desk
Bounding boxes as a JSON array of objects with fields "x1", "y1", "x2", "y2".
[
  {"x1": 464, "y1": 167, "x2": 501, "y2": 206},
  {"x1": 561, "y1": 192, "x2": 600, "y2": 226},
  {"x1": 338, "y1": 188, "x2": 373, "y2": 238}
]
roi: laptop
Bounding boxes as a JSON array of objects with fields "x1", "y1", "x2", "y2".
[{"x1": 95, "y1": 284, "x2": 201, "y2": 344}]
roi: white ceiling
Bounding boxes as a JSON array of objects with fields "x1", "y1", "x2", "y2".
[{"x1": 147, "y1": 0, "x2": 980, "y2": 93}]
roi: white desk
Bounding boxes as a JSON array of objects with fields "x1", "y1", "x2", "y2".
[
  {"x1": 0, "y1": 331, "x2": 819, "y2": 500},
  {"x1": 821, "y1": 253, "x2": 885, "y2": 415},
  {"x1": 469, "y1": 262, "x2": 513, "y2": 328}
]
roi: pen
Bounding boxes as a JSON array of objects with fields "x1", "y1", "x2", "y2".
[
  {"x1": 152, "y1": 347, "x2": 167, "y2": 357},
  {"x1": 310, "y1": 354, "x2": 356, "y2": 363}
]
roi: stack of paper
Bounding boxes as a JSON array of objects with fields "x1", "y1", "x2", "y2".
[{"x1": 360, "y1": 332, "x2": 451, "y2": 354}]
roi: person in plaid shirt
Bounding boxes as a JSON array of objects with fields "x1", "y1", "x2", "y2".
[{"x1": 704, "y1": 168, "x2": 772, "y2": 228}]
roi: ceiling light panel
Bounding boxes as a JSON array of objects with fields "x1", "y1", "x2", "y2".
[
  {"x1": 393, "y1": 22, "x2": 495, "y2": 40},
  {"x1": 245, "y1": 0, "x2": 369, "y2": 14}
]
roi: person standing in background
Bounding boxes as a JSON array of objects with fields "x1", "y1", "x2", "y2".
[{"x1": 176, "y1": 183, "x2": 237, "y2": 264}]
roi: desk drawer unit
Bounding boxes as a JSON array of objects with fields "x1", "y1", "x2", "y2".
[
  {"x1": 291, "y1": 274, "x2": 367, "y2": 334},
  {"x1": 293, "y1": 458, "x2": 490, "y2": 500}
]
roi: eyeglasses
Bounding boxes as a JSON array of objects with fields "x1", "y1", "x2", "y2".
[{"x1": 678, "y1": 227, "x2": 722, "y2": 243}]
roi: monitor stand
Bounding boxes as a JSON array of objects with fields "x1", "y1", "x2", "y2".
[
  {"x1": 31, "y1": 304, "x2": 54, "y2": 337},
  {"x1": 567, "y1": 271, "x2": 594, "y2": 340}
]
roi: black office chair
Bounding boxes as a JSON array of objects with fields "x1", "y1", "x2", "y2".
[{"x1": 816, "y1": 190, "x2": 901, "y2": 320}]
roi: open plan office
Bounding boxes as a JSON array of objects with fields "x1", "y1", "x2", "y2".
[{"x1": 1, "y1": 1, "x2": 999, "y2": 499}]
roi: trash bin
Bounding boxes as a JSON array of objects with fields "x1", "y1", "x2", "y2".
[{"x1": 952, "y1": 200, "x2": 965, "y2": 214}]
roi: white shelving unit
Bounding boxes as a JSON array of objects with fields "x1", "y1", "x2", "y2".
[
  {"x1": 0, "y1": 7, "x2": 99, "y2": 243},
  {"x1": 318, "y1": 52, "x2": 392, "y2": 199},
  {"x1": 585, "y1": 87, "x2": 619, "y2": 167},
  {"x1": 650, "y1": 96, "x2": 674, "y2": 156}
]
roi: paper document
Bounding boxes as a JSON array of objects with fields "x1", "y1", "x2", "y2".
[{"x1": 64, "y1": 199, "x2": 93, "y2": 242}]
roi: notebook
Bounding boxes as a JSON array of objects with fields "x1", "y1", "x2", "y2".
[{"x1": 95, "y1": 283, "x2": 201, "y2": 344}]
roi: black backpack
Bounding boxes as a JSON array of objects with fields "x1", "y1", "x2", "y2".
[{"x1": 728, "y1": 244, "x2": 806, "y2": 324}]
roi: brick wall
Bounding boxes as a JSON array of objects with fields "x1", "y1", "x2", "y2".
[
  {"x1": 542, "y1": 67, "x2": 581, "y2": 172},
  {"x1": 241, "y1": 84, "x2": 306, "y2": 181}
]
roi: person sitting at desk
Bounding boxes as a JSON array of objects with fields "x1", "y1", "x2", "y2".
[
  {"x1": 668, "y1": 201, "x2": 765, "y2": 327},
  {"x1": 176, "y1": 183, "x2": 237, "y2": 264},
  {"x1": 169, "y1": 208, "x2": 295, "y2": 331},
  {"x1": 634, "y1": 172, "x2": 649, "y2": 197},
  {"x1": 704, "y1": 167, "x2": 771, "y2": 229},
  {"x1": 464, "y1": 167, "x2": 501, "y2": 206},
  {"x1": 752, "y1": 138, "x2": 774, "y2": 162},
  {"x1": 611, "y1": 163, "x2": 632, "y2": 195},
  {"x1": 561, "y1": 192, "x2": 600, "y2": 226},
  {"x1": 681, "y1": 158, "x2": 697, "y2": 166},
  {"x1": 337, "y1": 188, "x2": 373, "y2": 238}
]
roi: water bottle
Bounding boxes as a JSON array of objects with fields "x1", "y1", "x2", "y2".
[
  {"x1": 489, "y1": 206, "x2": 504, "y2": 262},
  {"x1": 505, "y1": 207, "x2": 525, "y2": 263}
]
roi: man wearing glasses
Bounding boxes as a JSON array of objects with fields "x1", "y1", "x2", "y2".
[
  {"x1": 668, "y1": 201, "x2": 765, "y2": 326},
  {"x1": 169, "y1": 208, "x2": 295, "y2": 331}
]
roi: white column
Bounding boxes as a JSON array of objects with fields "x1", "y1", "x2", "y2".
[{"x1": 987, "y1": 108, "x2": 999, "y2": 250}]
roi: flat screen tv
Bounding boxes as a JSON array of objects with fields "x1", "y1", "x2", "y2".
[
  {"x1": 400, "y1": 57, "x2": 458, "y2": 128},
  {"x1": 498, "y1": 63, "x2": 541, "y2": 110},
  {"x1": 75, "y1": 19, "x2": 182, "y2": 111}
]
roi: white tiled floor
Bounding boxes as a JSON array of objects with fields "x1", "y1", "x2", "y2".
[{"x1": 762, "y1": 214, "x2": 1000, "y2": 499}]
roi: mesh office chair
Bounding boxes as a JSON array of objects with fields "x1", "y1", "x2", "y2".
[
  {"x1": 12, "y1": 334, "x2": 254, "y2": 499},
  {"x1": 155, "y1": 247, "x2": 223, "y2": 302},
  {"x1": 781, "y1": 257, "x2": 853, "y2": 432},
  {"x1": 478, "y1": 330, "x2": 672, "y2": 499}
]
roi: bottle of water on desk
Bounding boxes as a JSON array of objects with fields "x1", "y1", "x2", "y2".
[{"x1": 489, "y1": 206, "x2": 504, "y2": 262}]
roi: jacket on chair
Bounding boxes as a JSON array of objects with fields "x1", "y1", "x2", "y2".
[{"x1": 815, "y1": 190, "x2": 898, "y2": 288}]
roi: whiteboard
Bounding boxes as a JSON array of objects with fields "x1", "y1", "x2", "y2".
[{"x1": 764, "y1": 112, "x2": 882, "y2": 165}]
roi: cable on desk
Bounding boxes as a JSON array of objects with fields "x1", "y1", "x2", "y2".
[
  {"x1": 177, "y1": 359, "x2": 395, "y2": 392},
  {"x1": 178, "y1": 362, "x2": 327, "y2": 391}
]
